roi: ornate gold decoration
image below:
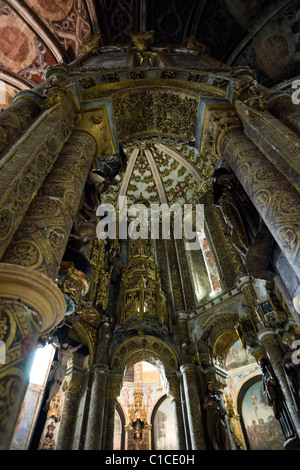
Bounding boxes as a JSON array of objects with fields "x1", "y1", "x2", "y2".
[
  {"x1": 110, "y1": 335, "x2": 178, "y2": 377},
  {"x1": 86, "y1": 237, "x2": 112, "y2": 310},
  {"x1": 42, "y1": 76, "x2": 68, "y2": 109},
  {"x1": 2, "y1": 130, "x2": 96, "y2": 282},
  {"x1": 132, "y1": 31, "x2": 154, "y2": 51},
  {"x1": 57, "y1": 261, "x2": 89, "y2": 304},
  {"x1": 74, "y1": 108, "x2": 115, "y2": 158},
  {"x1": 0, "y1": 263, "x2": 65, "y2": 334},
  {"x1": 128, "y1": 383, "x2": 148, "y2": 425},
  {"x1": 185, "y1": 36, "x2": 208, "y2": 55},
  {"x1": 232, "y1": 75, "x2": 271, "y2": 111},
  {"x1": 112, "y1": 88, "x2": 199, "y2": 144},
  {"x1": 120, "y1": 239, "x2": 169, "y2": 327},
  {"x1": 82, "y1": 32, "x2": 104, "y2": 52},
  {"x1": 0, "y1": 99, "x2": 74, "y2": 259}
]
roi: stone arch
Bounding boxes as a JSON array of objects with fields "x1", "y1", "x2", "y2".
[
  {"x1": 201, "y1": 311, "x2": 240, "y2": 368},
  {"x1": 110, "y1": 335, "x2": 179, "y2": 385}
]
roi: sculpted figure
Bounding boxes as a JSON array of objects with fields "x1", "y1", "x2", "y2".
[
  {"x1": 258, "y1": 357, "x2": 296, "y2": 439},
  {"x1": 212, "y1": 168, "x2": 276, "y2": 280},
  {"x1": 44, "y1": 339, "x2": 83, "y2": 411},
  {"x1": 203, "y1": 382, "x2": 229, "y2": 450}
]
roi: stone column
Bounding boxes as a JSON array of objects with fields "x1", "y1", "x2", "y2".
[
  {"x1": 84, "y1": 366, "x2": 110, "y2": 450},
  {"x1": 216, "y1": 123, "x2": 300, "y2": 314},
  {"x1": 0, "y1": 96, "x2": 41, "y2": 157},
  {"x1": 1, "y1": 123, "x2": 98, "y2": 280},
  {"x1": 0, "y1": 108, "x2": 106, "y2": 449},
  {"x1": 180, "y1": 364, "x2": 206, "y2": 449},
  {"x1": 234, "y1": 99, "x2": 300, "y2": 190},
  {"x1": 55, "y1": 358, "x2": 89, "y2": 450},
  {"x1": 0, "y1": 263, "x2": 65, "y2": 449},
  {"x1": 168, "y1": 376, "x2": 186, "y2": 450},
  {"x1": 0, "y1": 96, "x2": 74, "y2": 258},
  {"x1": 269, "y1": 95, "x2": 300, "y2": 138},
  {"x1": 84, "y1": 320, "x2": 113, "y2": 450},
  {"x1": 103, "y1": 378, "x2": 122, "y2": 450}
]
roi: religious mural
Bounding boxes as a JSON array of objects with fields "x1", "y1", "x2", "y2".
[{"x1": 241, "y1": 380, "x2": 285, "y2": 450}]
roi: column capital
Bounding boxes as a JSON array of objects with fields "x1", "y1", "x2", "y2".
[
  {"x1": 74, "y1": 108, "x2": 116, "y2": 159},
  {"x1": 0, "y1": 262, "x2": 65, "y2": 334},
  {"x1": 200, "y1": 105, "x2": 241, "y2": 160}
]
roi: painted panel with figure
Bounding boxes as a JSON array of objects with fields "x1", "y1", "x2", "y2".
[{"x1": 241, "y1": 380, "x2": 285, "y2": 450}]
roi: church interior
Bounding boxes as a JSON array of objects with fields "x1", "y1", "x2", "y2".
[{"x1": 0, "y1": 0, "x2": 300, "y2": 452}]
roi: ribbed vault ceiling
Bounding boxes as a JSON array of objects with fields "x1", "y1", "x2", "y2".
[{"x1": 101, "y1": 139, "x2": 214, "y2": 208}]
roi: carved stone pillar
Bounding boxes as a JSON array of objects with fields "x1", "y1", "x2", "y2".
[
  {"x1": 84, "y1": 366, "x2": 110, "y2": 450},
  {"x1": 269, "y1": 95, "x2": 300, "y2": 138},
  {"x1": 180, "y1": 364, "x2": 206, "y2": 450},
  {"x1": 0, "y1": 97, "x2": 74, "y2": 259},
  {"x1": 56, "y1": 358, "x2": 89, "y2": 450},
  {"x1": 234, "y1": 100, "x2": 300, "y2": 190},
  {"x1": 0, "y1": 96, "x2": 41, "y2": 157},
  {"x1": 167, "y1": 376, "x2": 186, "y2": 449},
  {"x1": 84, "y1": 319, "x2": 113, "y2": 450},
  {"x1": 0, "y1": 263, "x2": 65, "y2": 449},
  {"x1": 0, "y1": 108, "x2": 107, "y2": 449},
  {"x1": 103, "y1": 378, "x2": 122, "y2": 450},
  {"x1": 217, "y1": 123, "x2": 300, "y2": 313},
  {"x1": 1, "y1": 127, "x2": 96, "y2": 281}
]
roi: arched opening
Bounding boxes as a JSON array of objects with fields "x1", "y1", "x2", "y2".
[
  {"x1": 114, "y1": 359, "x2": 177, "y2": 450},
  {"x1": 151, "y1": 395, "x2": 177, "y2": 450}
]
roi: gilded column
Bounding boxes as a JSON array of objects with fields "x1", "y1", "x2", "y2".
[
  {"x1": 1, "y1": 110, "x2": 105, "y2": 280},
  {"x1": 0, "y1": 107, "x2": 107, "y2": 449},
  {"x1": 0, "y1": 263, "x2": 65, "y2": 449},
  {"x1": 217, "y1": 123, "x2": 300, "y2": 296},
  {"x1": 0, "y1": 95, "x2": 41, "y2": 157},
  {"x1": 0, "y1": 96, "x2": 75, "y2": 258}
]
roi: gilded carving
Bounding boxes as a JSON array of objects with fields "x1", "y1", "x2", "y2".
[
  {"x1": 2, "y1": 131, "x2": 96, "y2": 280},
  {"x1": 42, "y1": 76, "x2": 68, "y2": 109},
  {"x1": 74, "y1": 108, "x2": 115, "y2": 158},
  {"x1": 0, "y1": 100, "x2": 74, "y2": 259},
  {"x1": 0, "y1": 98, "x2": 41, "y2": 157},
  {"x1": 112, "y1": 88, "x2": 199, "y2": 144},
  {"x1": 220, "y1": 128, "x2": 300, "y2": 280}
]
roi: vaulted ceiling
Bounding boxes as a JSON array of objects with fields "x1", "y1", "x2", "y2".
[{"x1": 0, "y1": 0, "x2": 299, "y2": 109}]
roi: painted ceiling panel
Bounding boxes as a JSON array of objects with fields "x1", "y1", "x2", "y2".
[{"x1": 0, "y1": 0, "x2": 298, "y2": 106}]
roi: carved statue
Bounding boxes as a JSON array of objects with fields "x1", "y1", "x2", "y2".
[
  {"x1": 203, "y1": 382, "x2": 229, "y2": 450},
  {"x1": 212, "y1": 168, "x2": 276, "y2": 280},
  {"x1": 43, "y1": 339, "x2": 83, "y2": 411},
  {"x1": 70, "y1": 170, "x2": 118, "y2": 250},
  {"x1": 282, "y1": 332, "x2": 300, "y2": 412},
  {"x1": 258, "y1": 357, "x2": 296, "y2": 439},
  {"x1": 38, "y1": 422, "x2": 56, "y2": 450}
]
